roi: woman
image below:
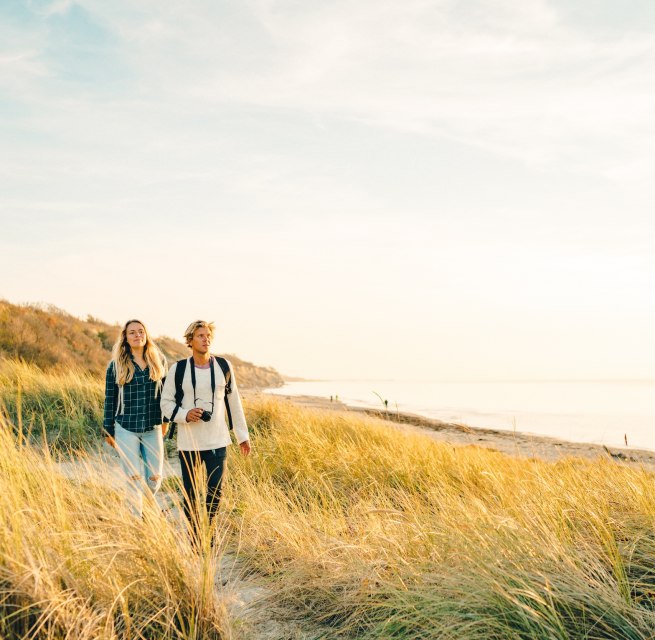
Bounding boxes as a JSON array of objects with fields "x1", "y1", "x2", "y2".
[{"x1": 103, "y1": 319, "x2": 168, "y2": 517}]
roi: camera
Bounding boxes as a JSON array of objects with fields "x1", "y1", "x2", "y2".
[{"x1": 200, "y1": 410, "x2": 213, "y2": 422}]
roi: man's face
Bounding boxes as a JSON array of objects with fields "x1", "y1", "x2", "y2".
[
  {"x1": 126, "y1": 322, "x2": 146, "y2": 350},
  {"x1": 191, "y1": 327, "x2": 212, "y2": 354}
]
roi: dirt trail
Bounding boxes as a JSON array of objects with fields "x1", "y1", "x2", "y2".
[{"x1": 221, "y1": 552, "x2": 325, "y2": 639}]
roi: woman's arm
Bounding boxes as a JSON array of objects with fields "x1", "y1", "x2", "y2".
[{"x1": 103, "y1": 362, "x2": 118, "y2": 443}]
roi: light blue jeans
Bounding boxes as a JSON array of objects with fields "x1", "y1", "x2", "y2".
[{"x1": 114, "y1": 422, "x2": 164, "y2": 517}]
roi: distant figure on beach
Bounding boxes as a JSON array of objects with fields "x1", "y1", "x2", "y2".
[
  {"x1": 103, "y1": 319, "x2": 168, "y2": 518},
  {"x1": 161, "y1": 320, "x2": 251, "y2": 540},
  {"x1": 384, "y1": 399, "x2": 388, "y2": 410}
]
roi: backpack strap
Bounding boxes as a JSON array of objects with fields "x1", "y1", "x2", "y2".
[
  {"x1": 214, "y1": 356, "x2": 232, "y2": 395},
  {"x1": 166, "y1": 358, "x2": 189, "y2": 439},
  {"x1": 167, "y1": 356, "x2": 234, "y2": 438},
  {"x1": 170, "y1": 357, "x2": 188, "y2": 422},
  {"x1": 214, "y1": 356, "x2": 234, "y2": 430}
]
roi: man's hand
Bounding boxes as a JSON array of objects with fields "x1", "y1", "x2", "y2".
[
  {"x1": 186, "y1": 408, "x2": 204, "y2": 423},
  {"x1": 105, "y1": 435, "x2": 116, "y2": 448},
  {"x1": 161, "y1": 423, "x2": 169, "y2": 437},
  {"x1": 239, "y1": 440, "x2": 251, "y2": 456}
]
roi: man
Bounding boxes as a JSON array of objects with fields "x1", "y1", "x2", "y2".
[{"x1": 161, "y1": 320, "x2": 250, "y2": 535}]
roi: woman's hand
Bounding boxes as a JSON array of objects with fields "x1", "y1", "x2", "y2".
[
  {"x1": 162, "y1": 423, "x2": 169, "y2": 437},
  {"x1": 105, "y1": 435, "x2": 116, "y2": 448}
]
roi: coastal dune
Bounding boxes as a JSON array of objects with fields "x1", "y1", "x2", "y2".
[
  {"x1": 2, "y1": 360, "x2": 655, "y2": 637},
  {"x1": 227, "y1": 396, "x2": 655, "y2": 638}
]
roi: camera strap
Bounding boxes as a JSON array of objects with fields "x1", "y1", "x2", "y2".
[{"x1": 189, "y1": 356, "x2": 216, "y2": 415}]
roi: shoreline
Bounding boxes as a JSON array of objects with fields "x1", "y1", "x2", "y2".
[{"x1": 253, "y1": 391, "x2": 655, "y2": 471}]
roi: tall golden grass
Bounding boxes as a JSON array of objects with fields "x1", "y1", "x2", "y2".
[
  {"x1": 0, "y1": 412, "x2": 233, "y2": 639},
  {"x1": 5, "y1": 360, "x2": 655, "y2": 638},
  {"x1": 225, "y1": 397, "x2": 655, "y2": 639},
  {"x1": 0, "y1": 359, "x2": 103, "y2": 450}
]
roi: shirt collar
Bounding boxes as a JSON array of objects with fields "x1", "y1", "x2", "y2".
[{"x1": 130, "y1": 354, "x2": 149, "y2": 372}]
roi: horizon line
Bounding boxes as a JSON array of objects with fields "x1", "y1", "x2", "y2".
[{"x1": 280, "y1": 377, "x2": 655, "y2": 384}]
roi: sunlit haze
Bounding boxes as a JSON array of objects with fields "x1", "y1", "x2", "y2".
[{"x1": 2, "y1": 0, "x2": 655, "y2": 381}]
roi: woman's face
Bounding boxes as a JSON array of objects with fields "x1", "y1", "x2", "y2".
[{"x1": 125, "y1": 322, "x2": 147, "y2": 350}]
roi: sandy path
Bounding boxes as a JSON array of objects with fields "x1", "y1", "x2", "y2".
[{"x1": 55, "y1": 447, "x2": 322, "y2": 639}]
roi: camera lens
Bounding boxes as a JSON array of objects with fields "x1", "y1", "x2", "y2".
[{"x1": 200, "y1": 410, "x2": 212, "y2": 422}]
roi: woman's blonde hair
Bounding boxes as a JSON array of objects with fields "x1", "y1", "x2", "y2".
[
  {"x1": 183, "y1": 320, "x2": 215, "y2": 347},
  {"x1": 111, "y1": 319, "x2": 166, "y2": 388}
]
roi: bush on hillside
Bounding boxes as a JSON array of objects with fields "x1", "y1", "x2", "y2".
[
  {"x1": 0, "y1": 300, "x2": 284, "y2": 387},
  {"x1": 0, "y1": 301, "x2": 111, "y2": 376}
]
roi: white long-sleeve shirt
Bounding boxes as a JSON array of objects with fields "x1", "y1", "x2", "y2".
[{"x1": 160, "y1": 357, "x2": 249, "y2": 451}]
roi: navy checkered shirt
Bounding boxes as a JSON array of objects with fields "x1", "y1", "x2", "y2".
[{"x1": 103, "y1": 360, "x2": 163, "y2": 437}]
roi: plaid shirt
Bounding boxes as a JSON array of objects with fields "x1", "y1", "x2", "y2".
[{"x1": 103, "y1": 359, "x2": 163, "y2": 437}]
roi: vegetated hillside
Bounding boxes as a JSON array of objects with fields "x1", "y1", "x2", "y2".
[
  {"x1": 0, "y1": 301, "x2": 114, "y2": 376},
  {"x1": 0, "y1": 300, "x2": 283, "y2": 388}
]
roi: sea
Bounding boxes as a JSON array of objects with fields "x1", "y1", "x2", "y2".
[{"x1": 265, "y1": 379, "x2": 655, "y2": 452}]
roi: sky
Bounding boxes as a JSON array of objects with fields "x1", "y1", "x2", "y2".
[{"x1": 1, "y1": 0, "x2": 655, "y2": 381}]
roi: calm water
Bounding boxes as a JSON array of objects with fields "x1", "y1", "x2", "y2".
[{"x1": 266, "y1": 380, "x2": 655, "y2": 451}]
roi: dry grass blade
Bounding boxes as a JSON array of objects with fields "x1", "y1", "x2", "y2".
[
  {"x1": 223, "y1": 397, "x2": 655, "y2": 639},
  {"x1": 0, "y1": 407, "x2": 233, "y2": 639}
]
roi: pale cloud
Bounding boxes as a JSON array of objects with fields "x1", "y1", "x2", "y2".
[
  {"x1": 26, "y1": 0, "x2": 73, "y2": 17},
  {"x1": 65, "y1": 0, "x2": 651, "y2": 183},
  {"x1": 213, "y1": 3, "x2": 655, "y2": 179},
  {"x1": 2, "y1": 0, "x2": 655, "y2": 380},
  {"x1": 0, "y1": 22, "x2": 48, "y2": 94},
  {"x1": 7, "y1": 0, "x2": 655, "y2": 182}
]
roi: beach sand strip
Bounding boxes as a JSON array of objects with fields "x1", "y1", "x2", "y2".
[{"x1": 255, "y1": 392, "x2": 655, "y2": 471}]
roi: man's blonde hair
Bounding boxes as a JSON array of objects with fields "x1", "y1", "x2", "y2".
[{"x1": 184, "y1": 320, "x2": 215, "y2": 347}]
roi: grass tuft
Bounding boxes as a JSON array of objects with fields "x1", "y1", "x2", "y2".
[
  {"x1": 6, "y1": 362, "x2": 655, "y2": 638},
  {"x1": 0, "y1": 407, "x2": 232, "y2": 639},
  {"x1": 223, "y1": 397, "x2": 655, "y2": 639},
  {"x1": 0, "y1": 359, "x2": 103, "y2": 450}
]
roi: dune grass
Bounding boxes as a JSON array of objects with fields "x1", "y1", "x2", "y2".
[
  {"x1": 0, "y1": 410, "x2": 232, "y2": 639},
  {"x1": 225, "y1": 397, "x2": 655, "y2": 639},
  {"x1": 5, "y1": 361, "x2": 655, "y2": 638},
  {"x1": 0, "y1": 359, "x2": 103, "y2": 450}
]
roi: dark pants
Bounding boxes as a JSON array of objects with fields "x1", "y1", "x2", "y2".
[{"x1": 179, "y1": 447, "x2": 227, "y2": 533}]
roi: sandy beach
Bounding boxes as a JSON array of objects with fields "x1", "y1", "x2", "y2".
[{"x1": 255, "y1": 392, "x2": 655, "y2": 472}]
